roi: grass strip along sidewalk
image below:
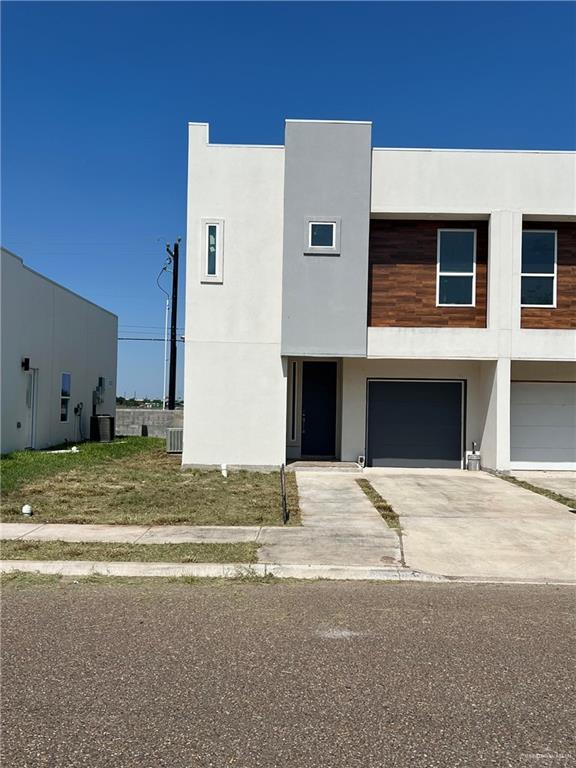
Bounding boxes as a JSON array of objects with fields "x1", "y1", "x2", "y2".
[
  {"x1": 1, "y1": 437, "x2": 300, "y2": 526},
  {"x1": 355, "y1": 479, "x2": 402, "y2": 531},
  {"x1": 0, "y1": 539, "x2": 259, "y2": 564},
  {"x1": 495, "y1": 473, "x2": 576, "y2": 510}
]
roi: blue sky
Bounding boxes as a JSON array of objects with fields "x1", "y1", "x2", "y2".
[{"x1": 2, "y1": 1, "x2": 575, "y2": 398}]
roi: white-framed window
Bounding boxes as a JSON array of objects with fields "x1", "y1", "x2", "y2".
[
  {"x1": 436, "y1": 229, "x2": 477, "y2": 307},
  {"x1": 201, "y1": 219, "x2": 224, "y2": 283},
  {"x1": 309, "y1": 222, "x2": 335, "y2": 249},
  {"x1": 521, "y1": 230, "x2": 557, "y2": 308},
  {"x1": 304, "y1": 217, "x2": 341, "y2": 255},
  {"x1": 60, "y1": 373, "x2": 71, "y2": 422}
]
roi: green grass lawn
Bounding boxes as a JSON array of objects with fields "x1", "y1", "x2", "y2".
[
  {"x1": 0, "y1": 539, "x2": 258, "y2": 563},
  {"x1": 356, "y1": 479, "x2": 401, "y2": 531},
  {"x1": 0, "y1": 438, "x2": 300, "y2": 526}
]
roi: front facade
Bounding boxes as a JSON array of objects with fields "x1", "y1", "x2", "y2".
[
  {"x1": 1, "y1": 248, "x2": 118, "y2": 453},
  {"x1": 183, "y1": 121, "x2": 576, "y2": 472}
]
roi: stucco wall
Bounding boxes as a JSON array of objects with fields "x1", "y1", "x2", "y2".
[
  {"x1": 371, "y1": 149, "x2": 575, "y2": 216},
  {"x1": 182, "y1": 124, "x2": 286, "y2": 467},
  {"x1": 281, "y1": 121, "x2": 372, "y2": 356},
  {"x1": 1, "y1": 249, "x2": 117, "y2": 453}
]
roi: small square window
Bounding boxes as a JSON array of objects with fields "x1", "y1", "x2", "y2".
[{"x1": 309, "y1": 222, "x2": 335, "y2": 248}]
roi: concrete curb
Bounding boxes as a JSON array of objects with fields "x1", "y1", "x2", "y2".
[
  {"x1": 0, "y1": 560, "x2": 439, "y2": 581},
  {"x1": 1, "y1": 560, "x2": 574, "y2": 585}
]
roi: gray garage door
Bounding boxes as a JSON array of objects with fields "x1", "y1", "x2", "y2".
[
  {"x1": 367, "y1": 380, "x2": 464, "y2": 468},
  {"x1": 511, "y1": 382, "x2": 576, "y2": 469}
]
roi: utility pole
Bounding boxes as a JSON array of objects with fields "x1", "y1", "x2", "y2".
[{"x1": 166, "y1": 239, "x2": 180, "y2": 410}]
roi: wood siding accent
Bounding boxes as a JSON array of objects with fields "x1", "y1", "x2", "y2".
[
  {"x1": 521, "y1": 221, "x2": 576, "y2": 329},
  {"x1": 368, "y1": 220, "x2": 488, "y2": 328}
]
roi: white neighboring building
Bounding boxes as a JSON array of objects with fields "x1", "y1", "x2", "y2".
[
  {"x1": 1, "y1": 248, "x2": 117, "y2": 453},
  {"x1": 183, "y1": 120, "x2": 576, "y2": 472}
]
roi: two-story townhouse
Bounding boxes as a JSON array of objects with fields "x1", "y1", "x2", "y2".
[{"x1": 183, "y1": 120, "x2": 575, "y2": 472}]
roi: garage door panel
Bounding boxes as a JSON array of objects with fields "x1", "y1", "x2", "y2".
[
  {"x1": 511, "y1": 404, "x2": 576, "y2": 429},
  {"x1": 511, "y1": 426, "x2": 576, "y2": 450},
  {"x1": 370, "y1": 456, "x2": 461, "y2": 469},
  {"x1": 511, "y1": 447, "x2": 576, "y2": 463},
  {"x1": 367, "y1": 380, "x2": 463, "y2": 469},
  {"x1": 512, "y1": 383, "x2": 576, "y2": 407},
  {"x1": 511, "y1": 382, "x2": 576, "y2": 468}
]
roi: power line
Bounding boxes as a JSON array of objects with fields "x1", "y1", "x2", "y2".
[{"x1": 118, "y1": 337, "x2": 184, "y2": 342}]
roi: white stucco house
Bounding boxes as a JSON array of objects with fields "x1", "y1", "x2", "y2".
[
  {"x1": 1, "y1": 247, "x2": 117, "y2": 454},
  {"x1": 183, "y1": 120, "x2": 576, "y2": 472}
]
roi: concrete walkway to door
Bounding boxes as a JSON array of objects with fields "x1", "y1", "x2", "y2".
[
  {"x1": 364, "y1": 469, "x2": 575, "y2": 582},
  {"x1": 258, "y1": 472, "x2": 402, "y2": 566}
]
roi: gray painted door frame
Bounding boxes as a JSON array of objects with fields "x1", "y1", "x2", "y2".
[
  {"x1": 285, "y1": 357, "x2": 342, "y2": 461},
  {"x1": 364, "y1": 378, "x2": 467, "y2": 469}
]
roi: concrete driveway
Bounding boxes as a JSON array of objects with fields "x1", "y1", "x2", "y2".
[
  {"x1": 511, "y1": 470, "x2": 576, "y2": 501},
  {"x1": 364, "y1": 469, "x2": 575, "y2": 582}
]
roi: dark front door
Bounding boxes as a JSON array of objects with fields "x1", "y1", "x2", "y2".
[
  {"x1": 367, "y1": 380, "x2": 463, "y2": 468},
  {"x1": 301, "y1": 361, "x2": 337, "y2": 457}
]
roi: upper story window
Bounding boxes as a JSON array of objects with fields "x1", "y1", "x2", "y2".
[
  {"x1": 60, "y1": 373, "x2": 71, "y2": 422},
  {"x1": 436, "y1": 229, "x2": 476, "y2": 306},
  {"x1": 201, "y1": 219, "x2": 224, "y2": 283},
  {"x1": 309, "y1": 222, "x2": 335, "y2": 248},
  {"x1": 521, "y1": 231, "x2": 556, "y2": 307},
  {"x1": 304, "y1": 217, "x2": 341, "y2": 255}
]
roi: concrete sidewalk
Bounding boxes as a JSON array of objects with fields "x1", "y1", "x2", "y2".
[
  {"x1": 258, "y1": 471, "x2": 402, "y2": 566},
  {"x1": 0, "y1": 522, "x2": 263, "y2": 544}
]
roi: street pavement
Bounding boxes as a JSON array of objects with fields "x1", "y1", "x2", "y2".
[{"x1": 2, "y1": 580, "x2": 574, "y2": 768}]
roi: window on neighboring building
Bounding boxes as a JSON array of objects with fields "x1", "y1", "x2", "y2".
[
  {"x1": 309, "y1": 222, "x2": 336, "y2": 249},
  {"x1": 201, "y1": 220, "x2": 224, "y2": 283},
  {"x1": 521, "y1": 231, "x2": 556, "y2": 307},
  {"x1": 437, "y1": 230, "x2": 476, "y2": 306},
  {"x1": 60, "y1": 373, "x2": 71, "y2": 422}
]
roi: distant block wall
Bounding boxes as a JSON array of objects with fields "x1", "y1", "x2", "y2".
[{"x1": 115, "y1": 408, "x2": 183, "y2": 438}]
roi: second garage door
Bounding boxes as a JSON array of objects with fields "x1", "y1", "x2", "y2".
[
  {"x1": 511, "y1": 382, "x2": 576, "y2": 469},
  {"x1": 366, "y1": 380, "x2": 464, "y2": 468}
]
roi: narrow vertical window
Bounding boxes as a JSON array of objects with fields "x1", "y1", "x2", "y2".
[
  {"x1": 201, "y1": 219, "x2": 224, "y2": 283},
  {"x1": 207, "y1": 224, "x2": 217, "y2": 276},
  {"x1": 60, "y1": 373, "x2": 71, "y2": 422},
  {"x1": 521, "y1": 231, "x2": 556, "y2": 307},
  {"x1": 436, "y1": 230, "x2": 476, "y2": 306},
  {"x1": 290, "y1": 361, "x2": 297, "y2": 441}
]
